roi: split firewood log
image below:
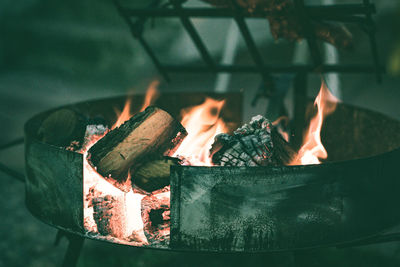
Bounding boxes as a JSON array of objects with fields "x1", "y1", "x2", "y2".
[
  {"x1": 38, "y1": 108, "x2": 86, "y2": 147},
  {"x1": 202, "y1": 0, "x2": 353, "y2": 49},
  {"x1": 88, "y1": 106, "x2": 187, "y2": 192},
  {"x1": 210, "y1": 115, "x2": 297, "y2": 166},
  {"x1": 132, "y1": 157, "x2": 181, "y2": 192}
]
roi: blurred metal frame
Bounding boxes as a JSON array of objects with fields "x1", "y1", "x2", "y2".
[{"x1": 113, "y1": 0, "x2": 383, "y2": 83}]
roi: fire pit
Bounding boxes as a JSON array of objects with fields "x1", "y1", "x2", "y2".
[{"x1": 24, "y1": 90, "x2": 400, "y2": 255}]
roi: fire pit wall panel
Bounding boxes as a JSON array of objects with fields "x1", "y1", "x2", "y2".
[
  {"x1": 170, "y1": 103, "x2": 400, "y2": 252},
  {"x1": 25, "y1": 119, "x2": 84, "y2": 233},
  {"x1": 170, "y1": 152, "x2": 400, "y2": 252}
]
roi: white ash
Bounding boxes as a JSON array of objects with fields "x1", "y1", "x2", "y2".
[
  {"x1": 84, "y1": 124, "x2": 108, "y2": 138},
  {"x1": 79, "y1": 124, "x2": 108, "y2": 153}
]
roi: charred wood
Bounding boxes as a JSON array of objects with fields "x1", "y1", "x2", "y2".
[
  {"x1": 210, "y1": 115, "x2": 296, "y2": 166},
  {"x1": 141, "y1": 190, "x2": 170, "y2": 246},
  {"x1": 88, "y1": 106, "x2": 187, "y2": 192},
  {"x1": 132, "y1": 157, "x2": 181, "y2": 192}
]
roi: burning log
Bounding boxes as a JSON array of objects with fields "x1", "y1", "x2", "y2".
[
  {"x1": 202, "y1": 0, "x2": 353, "y2": 49},
  {"x1": 88, "y1": 106, "x2": 187, "y2": 192},
  {"x1": 141, "y1": 190, "x2": 170, "y2": 246},
  {"x1": 132, "y1": 157, "x2": 181, "y2": 192},
  {"x1": 38, "y1": 108, "x2": 86, "y2": 147},
  {"x1": 87, "y1": 187, "x2": 127, "y2": 239},
  {"x1": 210, "y1": 115, "x2": 296, "y2": 166}
]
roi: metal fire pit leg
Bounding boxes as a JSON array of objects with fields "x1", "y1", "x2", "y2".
[
  {"x1": 55, "y1": 230, "x2": 85, "y2": 267},
  {"x1": 62, "y1": 233, "x2": 84, "y2": 267}
]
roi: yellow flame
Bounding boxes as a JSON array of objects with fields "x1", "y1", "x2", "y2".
[
  {"x1": 173, "y1": 98, "x2": 228, "y2": 166},
  {"x1": 291, "y1": 81, "x2": 338, "y2": 165},
  {"x1": 112, "y1": 81, "x2": 160, "y2": 130},
  {"x1": 140, "y1": 80, "x2": 160, "y2": 112}
]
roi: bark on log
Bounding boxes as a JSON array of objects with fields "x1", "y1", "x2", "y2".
[
  {"x1": 132, "y1": 157, "x2": 180, "y2": 192},
  {"x1": 38, "y1": 108, "x2": 86, "y2": 147},
  {"x1": 88, "y1": 106, "x2": 187, "y2": 192},
  {"x1": 210, "y1": 115, "x2": 297, "y2": 166}
]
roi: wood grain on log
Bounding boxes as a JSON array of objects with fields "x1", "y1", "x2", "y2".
[{"x1": 88, "y1": 106, "x2": 187, "y2": 192}]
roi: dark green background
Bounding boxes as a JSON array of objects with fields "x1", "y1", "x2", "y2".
[{"x1": 1, "y1": 0, "x2": 400, "y2": 266}]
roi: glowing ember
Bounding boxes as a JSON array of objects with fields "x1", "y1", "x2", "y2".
[
  {"x1": 82, "y1": 81, "x2": 165, "y2": 247},
  {"x1": 81, "y1": 125, "x2": 148, "y2": 245},
  {"x1": 173, "y1": 98, "x2": 228, "y2": 166},
  {"x1": 290, "y1": 81, "x2": 338, "y2": 165},
  {"x1": 82, "y1": 94, "x2": 228, "y2": 244}
]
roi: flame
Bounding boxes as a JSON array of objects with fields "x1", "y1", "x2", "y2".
[
  {"x1": 173, "y1": 98, "x2": 228, "y2": 166},
  {"x1": 82, "y1": 80, "x2": 162, "y2": 246},
  {"x1": 272, "y1": 116, "x2": 290, "y2": 142},
  {"x1": 81, "y1": 96, "x2": 228, "y2": 245},
  {"x1": 291, "y1": 81, "x2": 338, "y2": 165},
  {"x1": 111, "y1": 84, "x2": 227, "y2": 167},
  {"x1": 112, "y1": 98, "x2": 132, "y2": 130},
  {"x1": 140, "y1": 80, "x2": 160, "y2": 112},
  {"x1": 112, "y1": 81, "x2": 160, "y2": 130},
  {"x1": 78, "y1": 78, "x2": 340, "y2": 247}
]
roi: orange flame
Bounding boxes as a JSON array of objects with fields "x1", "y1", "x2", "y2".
[
  {"x1": 82, "y1": 80, "x2": 162, "y2": 246},
  {"x1": 291, "y1": 81, "x2": 338, "y2": 165},
  {"x1": 272, "y1": 116, "x2": 290, "y2": 142},
  {"x1": 112, "y1": 81, "x2": 160, "y2": 130},
  {"x1": 81, "y1": 127, "x2": 149, "y2": 245},
  {"x1": 140, "y1": 80, "x2": 160, "y2": 112},
  {"x1": 112, "y1": 98, "x2": 132, "y2": 130},
  {"x1": 173, "y1": 98, "x2": 228, "y2": 166}
]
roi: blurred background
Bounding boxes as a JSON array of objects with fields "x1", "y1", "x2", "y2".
[{"x1": 1, "y1": 0, "x2": 400, "y2": 266}]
